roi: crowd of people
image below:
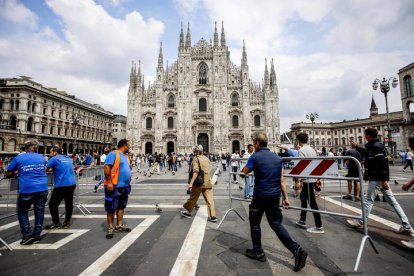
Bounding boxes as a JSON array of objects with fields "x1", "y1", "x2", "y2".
[{"x1": 4, "y1": 127, "x2": 414, "y2": 272}]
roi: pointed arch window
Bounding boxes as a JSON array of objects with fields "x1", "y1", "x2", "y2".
[
  {"x1": 167, "y1": 116, "x2": 174, "y2": 129},
  {"x1": 231, "y1": 93, "x2": 239, "y2": 107},
  {"x1": 199, "y1": 62, "x2": 208, "y2": 84},
  {"x1": 404, "y1": 75, "x2": 413, "y2": 97},
  {"x1": 254, "y1": 115, "x2": 260, "y2": 127},
  {"x1": 167, "y1": 94, "x2": 175, "y2": 108},
  {"x1": 199, "y1": 98, "x2": 207, "y2": 112},
  {"x1": 146, "y1": 117, "x2": 152, "y2": 129},
  {"x1": 232, "y1": 115, "x2": 239, "y2": 128}
]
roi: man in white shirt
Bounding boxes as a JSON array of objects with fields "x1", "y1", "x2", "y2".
[
  {"x1": 231, "y1": 150, "x2": 240, "y2": 184},
  {"x1": 242, "y1": 144, "x2": 255, "y2": 198},
  {"x1": 403, "y1": 148, "x2": 414, "y2": 172}
]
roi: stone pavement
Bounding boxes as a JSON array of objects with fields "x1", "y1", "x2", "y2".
[{"x1": 0, "y1": 161, "x2": 413, "y2": 275}]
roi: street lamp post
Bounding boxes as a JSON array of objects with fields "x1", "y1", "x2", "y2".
[
  {"x1": 372, "y1": 77, "x2": 398, "y2": 155},
  {"x1": 71, "y1": 114, "x2": 82, "y2": 154},
  {"x1": 306, "y1": 112, "x2": 319, "y2": 147}
]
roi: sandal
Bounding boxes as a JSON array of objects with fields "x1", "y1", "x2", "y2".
[{"x1": 115, "y1": 225, "x2": 131, "y2": 233}]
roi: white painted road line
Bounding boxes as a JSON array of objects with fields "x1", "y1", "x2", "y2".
[
  {"x1": 324, "y1": 197, "x2": 401, "y2": 231},
  {"x1": 79, "y1": 215, "x2": 159, "y2": 276},
  {"x1": 170, "y1": 205, "x2": 208, "y2": 276}
]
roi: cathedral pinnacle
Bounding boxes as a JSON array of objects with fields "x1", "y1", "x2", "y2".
[
  {"x1": 264, "y1": 58, "x2": 269, "y2": 87},
  {"x1": 220, "y1": 21, "x2": 226, "y2": 47},
  {"x1": 158, "y1": 42, "x2": 163, "y2": 68},
  {"x1": 179, "y1": 22, "x2": 184, "y2": 51},
  {"x1": 370, "y1": 94, "x2": 378, "y2": 116},
  {"x1": 185, "y1": 22, "x2": 191, "y2": 49},
  {"x1": 270, "y1": 58, "x2": 276, "y2": 88},
  {"x1": 213, "y1": 21, "x2": 218, "y2": 48},
  {"x1": 242, "y1": 40, "x2": 247, "y2": 66}
]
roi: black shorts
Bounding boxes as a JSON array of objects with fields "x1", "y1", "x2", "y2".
[
  {"x1": 346, "y1": 167, "x2": 360, "y2": 178},
  {"x1": 104, "y1": 186, "x2": 131, "y2": 213}
]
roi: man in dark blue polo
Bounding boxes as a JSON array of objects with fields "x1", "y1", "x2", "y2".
[
  {"x1": 242, "y1": 132, "x2": 307, "y2": 272},
  {"x1": 46, "y1": 147, "x2": 77, "y2": 229},
  {"x1": 6, "y1": 140, "x2": 48, "y2": 245}
]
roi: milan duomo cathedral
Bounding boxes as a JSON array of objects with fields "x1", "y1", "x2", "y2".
[{"x1": 126, "y1": 22, "x2": 280, "y2": 155}]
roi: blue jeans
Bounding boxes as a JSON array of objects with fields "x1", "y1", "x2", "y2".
[
  {"x1": 17, "y1": 190, "x2": 48, "y2": 237},
  {"x1": 249, "y1": 196, "x2": 300, "y2": 254},
  {"x1": 244, "y1": 176, "x2": 254, "y2": 198},
  {"x1": 362, "y1": 180, "x2": 412, "y2": 228}
]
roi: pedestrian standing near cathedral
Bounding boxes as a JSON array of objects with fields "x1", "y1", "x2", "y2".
[
  {"x1": 45, "y1": 147, "x2": 76, "y2": 229},
  {"x1": 104, "y1": 139, "x2": 132, "y2": 239},
  {"x1": 241, "y1": 132, "x2": 307, "y2": 271},
  {"x1": 181, "y1": 145, "x2": 217, "y2": 222},
  {"x1": 402, "y1": 148, "x2": 414, "y2": 172},
  {"x1": 231, "y1": 150, "x2": 240, "y2": 184},
  {"x1": 295, "y1": 132, "x2": 324, "y2": 234},
  {"x1": 6, "y1": 140, "x2": 48, "y2": 245},
  {"x1": 347, "y1": 128, "x2": 414, "y2": 236}
]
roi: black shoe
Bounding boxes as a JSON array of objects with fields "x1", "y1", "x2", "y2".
[
  {"x1": 106, "y1": 228, "x2": 114, "y2": 239},
  {"x1": 45, "y1": 223, "x2": 61, "y2": 230},
  {"x1": 382, "y1": 196, "x2": 387, "y2": 202},
  {"x1": 21, "y1": 235, "x2": 41, "y2": 245},
  {"x1": 94, "y1": 186, "x2": 98, "y2": 193},
  {"x1": 194, "y1": 204, "x2": 200, "y2": 210},
  {"x1": 20, "y1": 235, "x2": 31, "y2": 245},
  {"x1": 293, "y1": 247, "x2": 308, "y2": 272},
  {"x1": 61, "y1": 222, "x2": 70, "y2": 229},
  {"x1": 374, "y1": 194, "x2": 381, "y2": 201},
  {"x1": 246, "y1": 249, "x2": 266, "y2": 262},
  {"x1": 180, "y1": 210, "x2": 192, "y2": 218},
  {"x1": 208, "y1": 216, "x2": 217, "y2": 223}
]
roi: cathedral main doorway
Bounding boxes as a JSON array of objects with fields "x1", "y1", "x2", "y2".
[
  {"x1": 167, "y1": 141, "x2": 174, "y2": 155},
  {"x1": 232, "y1": 140, "x2": 240, "y2": 153},
  {"x1": 145, "y1": 142, "x2": 153, "y2": 154},
  {"x1": 197, "y1": 133, "x2": 209, "y2": 153}
]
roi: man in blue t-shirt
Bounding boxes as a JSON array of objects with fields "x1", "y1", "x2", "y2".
[
  {"x1": 85, "y1": 152, "x2": 93, "y2": 166},
  {"x1": 6, "y1": 140, "x2": 48, "y2": 245},
  {"x1": 45, "y1": 147, "x2": 76, "y2": 229},
  {"x1": 241, "y1": 132, "x2": 307, "y2": 272},
  {"x1": 104, "y1": 139, "x2": 132, "y2": 239}
]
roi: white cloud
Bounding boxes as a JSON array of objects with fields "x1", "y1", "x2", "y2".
[
  {"x1": 1, "y1": 0, "x2": 165, "y2": 115},
  {"x1": 173, "y1": 0, "x2": 200, "y2": 17},
  {"x1": 0, "y1": 0, "x2": 38, "y2": 29}
]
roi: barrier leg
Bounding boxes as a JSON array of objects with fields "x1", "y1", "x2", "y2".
[
  {"x1": 75, "y1": 183, "x2": 91, "y2": 216},
  {"x1": 217, "y1": 207, "x2": 245, "y2": 230},
  {"x1": 0, "y1": 237, "x2": 13, "y2": 251},
  {"x1": 354, "y1": 235, "x2": 379, "y2": 271}
]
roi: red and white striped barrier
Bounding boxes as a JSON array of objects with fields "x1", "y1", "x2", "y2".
[{"x1": 289, "y1": 159, "x2": 338, "y2": 177}]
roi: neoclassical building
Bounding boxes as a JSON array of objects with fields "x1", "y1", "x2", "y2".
[
  {"x1": 0, "y1": 77, "x2": 114, "y2": 155},
  {"x1": 127, "y1": 22, "x2": 280, "y2": 155},
  {"x1": 399, "y1": 62, "x2": 414, "y2": 149}
]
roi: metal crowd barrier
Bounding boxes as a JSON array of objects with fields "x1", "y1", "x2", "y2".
[
  {"x1": 75, "y1": 166, "x2": 104, "y2": 215},
  {"x1": 217, "y1": 156, "x2": 378, "y2": 272}
]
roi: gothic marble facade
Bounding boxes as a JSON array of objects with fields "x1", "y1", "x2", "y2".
[{"x1": 126, "y1": 22, "x2": 280, "y2": 155}]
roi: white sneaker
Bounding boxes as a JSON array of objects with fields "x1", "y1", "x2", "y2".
[
  {"x1": 346, "y1": 219, "x2": 363, "y2": 228},
  {"x1": 397, "y1": 226, "x2": 414, "y2": 237},
  {"x1": 306, "y1": 227, "x2": 325, "y2": 234},
  {"x1": 401, "y1": 241, "x2": 414, "y2": 249}
]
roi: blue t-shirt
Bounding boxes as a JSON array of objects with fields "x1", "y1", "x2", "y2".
[
  {"x1": 46, "y1": 155, "x2": 76, "y2": 187},
  {"x1": 7, "y1": 152, "x2": 48, "y2": 194},
  {"x1": 85, "y1": 154, "x2": 92, "y2": 165},
  {"x1": 287, "y1": 148, "x2": 299, "y2": 157},
  {"x1": 105, "y1": 151, "x2": 131, "y2": 188},
  {"x1": 246, "y1": 147, "x2": 282, "y2": 196}
]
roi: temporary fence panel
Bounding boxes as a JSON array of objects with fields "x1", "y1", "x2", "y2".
[
  {"x1": 217, "y1": 156, "x2": 378, "y2": 272},
  {"x1": 75, "y1": 166, "x2": 104, "y2": 215}
]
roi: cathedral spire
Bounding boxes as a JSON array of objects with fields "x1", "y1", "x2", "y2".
[
  {"x1": 185, "y1": 22, "x2": 191, "y2": 49},
  {"x1": 137, "y1": 60, "x2": 142, "y2": 82},
  {"x1": 142, "y1": 74, "x2": 145, "y2": 91},
  {"x1": 370, "y1": 94, "x2": 378, "y2": 116},
  {"x1": 158, "y1": 42, "x2": 163, "y2": 68},
  {"x1": 166, "y1": 60, "x2": 169, "y2": 78},
  {"x1": 270, "y1": 58, "x2": 276, "y2": 89},
  {"x1": 179, "y1": 22, "x2": 184, "y2": 51},
  {"x1": 220, "y1": 21, "x2": 226, "y2": 47},
  {"x1": 264, "y1": 58, "x2": 269, "y2": 88},
  {"x1": 241, "y1": 40, "x2": 247, "y2": 66},
  {"x1": 213, "y1": 21, "x2": 218, "y2": 48},
  {"x1": 130, "y1": 61, "x2": 136, "y2": 77}
]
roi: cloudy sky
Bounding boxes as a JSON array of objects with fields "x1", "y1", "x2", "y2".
[{"x1": 1, "y1": 0, "x2": 413, "y2": 132}]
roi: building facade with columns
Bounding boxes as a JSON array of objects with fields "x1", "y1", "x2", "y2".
[
  {"x1": 0, "y1": 77, "x2": 114, "y2": 155},
  {"x1": 399, "y1": 62, "x2": 414, "y2": 149},
  {"x1": 287, "y1": 97, "x2": 404, "y2": 153},
  {"x1": 127, "y1": 22, "x2": 280, "y2": 155}
]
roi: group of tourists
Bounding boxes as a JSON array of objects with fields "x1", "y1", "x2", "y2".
[{"x1": 5, "y1": 127, "x2": 414, "y2": 272}]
